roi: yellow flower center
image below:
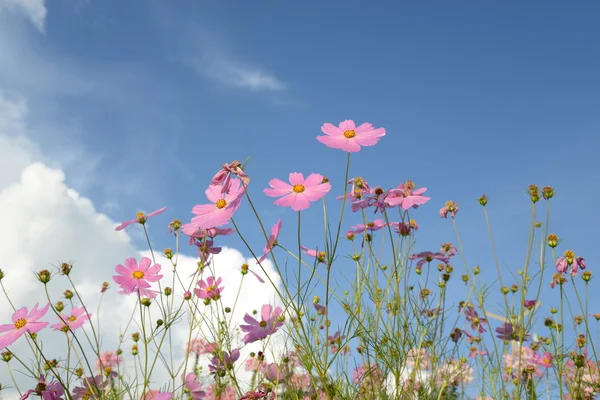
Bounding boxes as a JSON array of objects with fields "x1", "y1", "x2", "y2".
[
  {"x1": 292, "y1": 184, "x2": 305, "y2": 193},
  {"x1": 14, "y1": 318, "x2": 27, "y2": 329},
  {"x1": 68, "y1": 315, "x2": 77, "y2": 322},
  {"x1": 132, "y1": 270, "x2": 145, "y2": 279},
  {"x1": 367, "y1": 222, "x2": 375, "y2": 227},
  {"x1": 216, "y1": 199, "x2": 227, "y2": 209},
  {"x1": 343, "y1": 130, "x2": 356, "y2": 139},
  {"x1": 564, "y1": 250, "x2": 575, "y2": 264}
]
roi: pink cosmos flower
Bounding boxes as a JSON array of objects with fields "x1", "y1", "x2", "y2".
[
  {"x1": 350, "y1": 219, "x2": 386, "y2": 234},
  {"x1": 187, "y1": 338, "x2": 218, "y2": 356},
  {"x1": 258, "y1": 220, "x2": 282, "y2": 263},
  {"x1": 194, "y1": 276, "x2": 224, "y2": 302},
  {"x1": 204, "y1": 385, "x2": 236, "y2": 400},
  {"x1": 264, "y1": 173, "x2": 331, "y2": 211},
  {"x1": 208, "y1": 349, "x2": 240, "y2": 375},
  {"x1": 189, "y1": 179, "x2": 244, "y2": 230},
  {"x1": 408, "y1": 251, "x2": 451, "y2": 268},
  {"x1": 240, "y1": 304, "x2": 284, "y2": 344},
  {"x1": 300, "y1": 246, "x2": 327, "y2": 264},
  {"x1": 181, "y1": 225, "x2": 234, "y2": 239},
  {"x1": 440, "y1": 201, "x2": 459, "y2": 218},
  {"x1": 20, "y1": 375, "x2": 64, "y2": 400},
  {"x1": 0, "y1": 303, "x2": 49, "y2": 349},
  {"x1": 210, "y1": 160, "x2": 250, "y2": 194},
  {"x1": 386, "y1": 180, "x2": 431, "y2": 210},
  {"x1": 556, "y1": 251, "x2": 586, "y2": 277},
  {"x1": 113, "y1": 257, "x2": 163, "y2": 299},
  {"x1": 115, "y1": 207, "x2": 167, "y2": 231},
  {"x1": 97, "y1": 351, "x2": 123, "y2": 372},
  {"x1": 51, "y1": 306, "x2": 91, "y2": 332},
  {"x1": 317, "y1": 120, "x2": 386, "y2": 152},
  {"x1": 183, "y1": 372, "x2": 205, "y2": 400},
  {"x1": 143, "y1": 391, "x2": 173, "y2": 400}
]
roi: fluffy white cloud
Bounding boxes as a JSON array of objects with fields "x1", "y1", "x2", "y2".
[
  {"x1": 0, "y1": 0, "x2": 46, "y2": 33},
  {"x1": 0, "y1": 92, "x2": 285, "y2": 398}
]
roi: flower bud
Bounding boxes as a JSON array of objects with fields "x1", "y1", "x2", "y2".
[
  {"x1": 132, "y1": 332, "x2": 139, "y2": 342},
  {"x1": 542, "y1": 186, "x2": 554, "y2": 200},
  {"x1": 346, "y1": 231, "x2": 355, "y2": 240},
  {"x1": 473, "y1": 265, "x2": 480, "y2": 275},
  {"x1": 163, "y1": 248, "x2": 173, "y2": 259},
  {"x1": 547, "y1": 234, "x2": 558, "y2": 248},
  {"x1": 550, "y1": 307, "x2": 558, "y2": 314},
  {"x1": 478, "y1": 195, "x2": 488, "y2": 206},
  {"x1": 0, "y1": 269, "x2": 4, "y2": 280},
  {"x1": 36, "y1": 269, "x2": 51, "y2": 284},
  {"x1": 183, "y1": 291, "x2": 192, "y2": 300},
  {"x1": 313, "y1": 296, "x2": 320, "y2": 304},
  {"x1": 528, "y1": 185, "x2": 540, "y2": 203},
  {"x1": 1, "y1": 351, "x2": 13, "y2": 362},
  {"x1": 75, "y1": 367, "x2": 84, "y2": 378},
  {"x1": 511, "y1": 284, "x2": 519, "y2": 293},
  {"x1": 141, "y1": 298, "x2": 152, "y2": 307},
  {"x1": 351, "y1": 253, "x2": 361, "y2": 261},
  {"x1": 164, "y1": 287, "x2": 172, "y2": 296},
  {"x1": 225, "y1": 307, "x2": 231, "y2": 313},
  {"x1": 582, "y1": 271, "x2": 592, "y2": 282},
  {"x1": 101, "y1": 282, "x2": 109, "y2": 293},
  {"x1": 131, "y1": 345, "x2": 138, "y2": 355},
  {"x1": 501, "y1": 286, "x2": 510, "y2": 295},
  {"x1": 461, "y1": 274, "x2": 469, "y2": 283},
  {"x1": 55, "y1": 301, "x2": 64, "y2": 312},
  {"x1": 60, "y1": 262, "x2": 72, "y2": 275}
]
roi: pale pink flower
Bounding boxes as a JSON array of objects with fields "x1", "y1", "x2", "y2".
[
  {"x1": 194, "y1": 277, "x2": 224, "y2": 302},
  {"x1": 51, "y1": 306, "x2": 91, "y2": 332},
  {"x1": 264, "y1": 173, "x2": 331, "y2": 211},
  {"x1": 183, "y1": 372, "x2": 205, "y2": 400},
  {"x1": 189, "y1": 179, "x2": 244, "y2": 230},
  {"x1": 143, "y1": 391, "x2": 173, "y2": 400},
  {"x1": 181, "y1": 225, "x2": 234, "y2": 239},
  {"x1": 113, "y1": 257, "x2": 162, "y2": 298},
  {"x1": 350, "y1": 219, "x2": 386, "y2": 233},
  {"x1": 258, "y1": 219, "x2": 282, "y2": 263},
  {"x1": 210, "y1": 160, "x2": 250, "y2": 194},
  {"x1": 204, "y1": 385, "x2": 236, "y2": 400},
  {"x1": 187, "y1": 338, "x2": 218, "y2": 356},
  {"x1": 96, "y1": 351, "x2": 122, "y2": 372},
  {"x1": 440, "y1": 201, "x2": 459, "y2": 218},
  {"x1": 408, "y1": 251, "x2": 450, "y2": 268},
  {"x1": 0, "y1": 303, "x2": 49, "y2": 349},
  {"x1": 115, "y1": 207, "x2": 166, "y2": 231},
  {"x1": 300, "y1": 246, "x2": 327, "y2": 264},
  {"x1": 317, "y1": 120, "x2": 386, "y2": 152},
  {"x1": 386, "y1": 180, "x2": 431, "y2": 210}
]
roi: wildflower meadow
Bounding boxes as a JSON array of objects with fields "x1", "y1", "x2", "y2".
[{"x1": 0, "y1": 119, "x2": 598, "y2": 400}]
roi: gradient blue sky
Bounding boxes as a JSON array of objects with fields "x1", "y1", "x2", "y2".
[{"x1": 2, "y1": 0, "x2": 599, "y2": 374}]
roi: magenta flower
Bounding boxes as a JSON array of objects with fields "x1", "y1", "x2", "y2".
[
  {"x1": 115, "y1": 207, "x2": 166, "y2": 231},
  {"x1": 258, "y1": 219, "x2": 282, "y2": 263},
  {"x1": 71, "y1": 374, "x2": 109, "y2": 399},
  {"x1": 317, "y1": 120, "x2": 386, "y2": 152},
  {"x1": 209, "y1": 349, "x2": 240, "y2": 375},
  {"x1": 386, "y1": 180, "x2": 431, "y2": 210},
  {"x1": 194, "y1": 276, "x2": 224, "y2": 303},
  {"x1": 264, "y1": 173, "x2": 331, "y2": 211},
  {"x1": 189, "y1": 179, "x2": 245, "y2": 230},
  {"x1": 183, "y1": 372, "x2": 205, "y2": 400},
  {"x1": 20, "y1": 375, "x2": 64, "y2": 400},
  {"x1": 556, "y1": 251, "x2": 586, "y2": 277},
  {"x1": 408, "y1": 251, "x2": 450, "y2": 268},
  {"x1": 0, "y1": 303, "x2": 49, "y2": 349},
  {"x1": 533, "y1": 352, "x2": 553, "y2": 368},
  {"x1": 464, "y1": 306, "x2": 488, "y2": 334},
  {"x1": 113, "y1": 257, "x2": 163, "y2": 299},
  {"x1": 51, "y1": 306, "x2": 91, "y2": 332},
  {"x1": 240, "y1": 304, "x2": 284, "y2": 344},
  {"x1": 350, "y1": 219, "x2": 386, "y2": 234}
]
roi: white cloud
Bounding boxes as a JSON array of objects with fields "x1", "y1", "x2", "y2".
[
  {"x1": 184, "y1": 52, "x2": 286, "y2": 91},
  {"x1": 0, "y1": 92, "x2": 285, "y2": 398},
  {"x1": 0, "y1": 0, "x2": 47, "y2": 33}
]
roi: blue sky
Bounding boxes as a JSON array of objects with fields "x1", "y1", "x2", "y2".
[{"x1": 1, "y1": 0, "x2": 599, "y2": 389}]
